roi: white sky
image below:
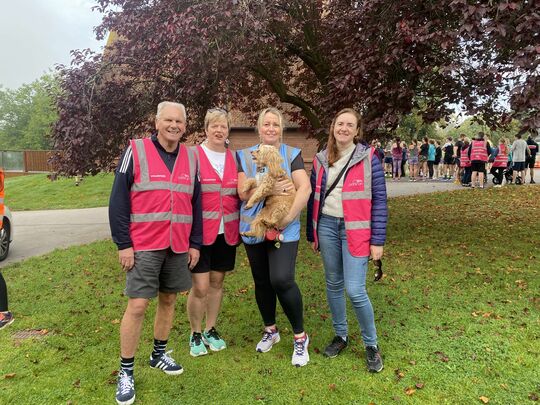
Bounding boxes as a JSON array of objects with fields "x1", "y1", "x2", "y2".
[{"x1": 0, "y1": 0, "x2": 106, "y2": 89}]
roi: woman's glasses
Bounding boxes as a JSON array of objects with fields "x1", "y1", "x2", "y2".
[{"x1": 372, "y1": 259, "x2": 383, "y2": 282}]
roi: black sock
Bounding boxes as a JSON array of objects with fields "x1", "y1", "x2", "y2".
[
  {"x1": 120, "y1": 357, "x2": 134, "y2": 376},
  {"x1": 151, "y1": 338, "x2": 167, "y2": 358}
]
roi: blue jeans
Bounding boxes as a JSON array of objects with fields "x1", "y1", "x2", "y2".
[{"x1": 317, "y1": 214, "x2": 378, "y2": 346}]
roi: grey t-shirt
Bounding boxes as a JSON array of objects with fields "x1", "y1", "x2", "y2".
[{"x1": 511, "y1": 139, "x2": 529, "y2": 163}]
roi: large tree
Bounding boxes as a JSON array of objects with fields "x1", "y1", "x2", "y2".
[
  {"x1": 52, "y1": 0, "x2": 540, "y2": 174},
  {"x1": 0, "y1": 74, "x2": 58, "y2": 150}
]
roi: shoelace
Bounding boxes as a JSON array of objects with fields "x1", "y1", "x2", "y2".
[
  {"x1": 366, "y1": 347, "x2": 379, "y2": 362},
  {"x1": 294, "y1": 339, "x2": 306, "y2": 355},
  {"x1": 118, "y1": 371, "x2": 134, "y2": 395},
  {"x1": 192, "y1": 334, "x2": 203, "y2": 346},
  {"x1": 261, "y1": 331, "x2": 274, "y2": 342},
  {"x1": 160, "y1": 350, "x2": 177, "y2": 367},
  {"x1": 207, "y1": 327, "x2": 220, "y2": 340}
]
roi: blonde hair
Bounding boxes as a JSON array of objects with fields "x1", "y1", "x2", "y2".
[
  {"x1": 156, "y1": 101, "x2": 186, "y2": 120},
  {"x1": 257, "y1": 107, "x2": 284, "y2": 141},
  {"x1": 327, "y1": 108, "x2": 362, "y2": 166},
  {"x1": 204, "y1": 108, "x2": 230, "y2": 130}
]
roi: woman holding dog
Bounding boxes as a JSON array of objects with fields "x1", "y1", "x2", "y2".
[
  {"x1": 306, "y1": 108, "x2": 388, "y2": 373},
  {"x1": 237, "y1": 107, "x2": 312, "y2": 367},
  {"x1": 187, "y1": 108, "x2": 241, "y2": 357}
]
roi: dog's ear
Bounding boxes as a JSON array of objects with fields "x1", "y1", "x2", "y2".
[{"x1": 266, "y1": 149, "x2": 283, "y2": 175}]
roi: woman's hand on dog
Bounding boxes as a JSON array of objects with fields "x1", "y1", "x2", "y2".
[{"x1": 273, "y1": 177, "x2": 295, "y2": 195}]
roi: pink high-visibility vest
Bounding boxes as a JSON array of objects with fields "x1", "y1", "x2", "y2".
[
  {"x1": 311, "y1": 147, "x2": 375, "y2": 257},
  {"x1": 470, "y1": 140, "x2": 488, "y2": 162},
  {"x1": 130, "y1": 138, "x2": 196, "y2": 253},
  {"x1": 492, "y1": 145, "x2": 508, "y2": 168},
  {"x1": 460, "y1": 146, "x2": 471, "y2": 168},
  {"x1": 194, "y1": 145, "x2": 240, "y2": 246}
]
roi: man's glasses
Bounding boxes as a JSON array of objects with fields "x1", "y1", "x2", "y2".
[{"x1": 372, "y1": 259, "x2": 383, "y2": 282}]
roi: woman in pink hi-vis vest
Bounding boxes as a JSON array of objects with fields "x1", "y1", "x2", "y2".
[
  {"x1": 306, "y1": 108, "x2": 388, "y2": 373},
  {"x1": 187, "y1": 108, "x2": 240, "y2": 357}
]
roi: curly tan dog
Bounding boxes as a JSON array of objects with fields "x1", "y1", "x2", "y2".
[{"x1": 242, "y1": 145, "x2": 296, "y2": 239}]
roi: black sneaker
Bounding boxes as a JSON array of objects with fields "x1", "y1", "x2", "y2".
[
  {"x1": 366, "y1": 345, "x2": 384, "y2": 373},
  {"x1": 323, "y1": 336, "x2": 348, "y2": 358}
]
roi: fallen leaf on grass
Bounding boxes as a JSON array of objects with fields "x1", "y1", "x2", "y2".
[
  {"x1": 528, "y1": 392, "x2": 539, "y2": 401},
  {"x1": 73, "y1": 379, "x2": 81, "y2": 388},
  {"x1": 415, "y1": 383, "x2": 425, "y2": 389},
  {"x1": 110, "y1": 370, "x2": 118, "y2": 376},
  {"x1": 255, "y1": 395, "x2": 265, "y2": 400},
  {"x1": 111, "y1": 319, "x2": 120, "y2": 324},
  {"x1": 4, "y1": 373, "x2": 16, "y2": 379},
  {"x1": 479, "y1": 396, "x2": 489, "y2": 403},
  {"x1": 434, "y1": 351, "x2": 449, "y2": 362},
  {"x1": 329, "y1": 383, "x2": 337, "y2": 391},
  {"x1": 394, "y1": 369, "x2": 405, "y2": 379},
  {"x1": 405, "y1": 387, "x2": 416, "y2": 396},
  {"x1": 409, "y1": 360, "x2": 416, "y2": 365}
]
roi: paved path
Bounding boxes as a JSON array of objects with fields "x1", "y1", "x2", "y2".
[
  {"x1": 1, "y1": 207, "x2": 109, "y2": 267},
  {"x1": 2, "y1": 169, "x2": 538, "y2": 267}
]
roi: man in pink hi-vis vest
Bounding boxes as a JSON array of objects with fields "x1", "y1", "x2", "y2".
[{"x1": 109, "y1": 102, "x2": 202, "y2": 405}]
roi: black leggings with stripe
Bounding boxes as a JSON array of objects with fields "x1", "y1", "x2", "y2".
[{"x1": 244, "y1": 241, "x2": 304, "y2": 334}]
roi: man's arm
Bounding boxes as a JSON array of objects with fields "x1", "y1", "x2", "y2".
[
  {"x1": 109, "y1": 146, "x2": 134, "y2": 250},
  {"x1": 109, "y1": 145, "x2": 135, "y2": 271}
]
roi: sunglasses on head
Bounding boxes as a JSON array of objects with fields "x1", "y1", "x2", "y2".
[{"x1": 207, "y1": 107, "x2": 228, "y2": 113}]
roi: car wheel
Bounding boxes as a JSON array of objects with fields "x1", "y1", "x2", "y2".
[{"x1": 0, "y1": 221, "x2": 10, "y2": 261}]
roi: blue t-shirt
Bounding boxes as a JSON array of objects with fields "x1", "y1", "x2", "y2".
[{"x1": 428, "y1": 144, "x2": 436, "y2": 161}]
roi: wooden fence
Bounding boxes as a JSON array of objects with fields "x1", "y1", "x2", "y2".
[{"x1": 0, "y1": 150, "x2": 53, "y2": 176}]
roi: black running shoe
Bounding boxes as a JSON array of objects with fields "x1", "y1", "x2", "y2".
[
  {"x1": 366, "y1": 345, "x2": 384, "y2": 373},
  {"x1": 323, "y1": 336, "x2": 348, "y2": 358}
]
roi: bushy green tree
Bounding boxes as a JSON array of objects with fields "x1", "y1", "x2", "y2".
[
  {"x1": 437, "y1": 115, "x2": 522, "y2": 144},
  {"x1": 0, "y1": 73, "x2": 59, "y2": 150}
]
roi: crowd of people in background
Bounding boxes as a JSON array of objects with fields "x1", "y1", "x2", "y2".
[{"x1": 371, "y1": 132, "x2": 538, "y2": 188}]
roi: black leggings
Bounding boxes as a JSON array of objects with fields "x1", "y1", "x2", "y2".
[
  {"x1": 244, "y1": 241, "x2": 304, "y2": 334},
  {"x1": 0, "y1": 272, "x2": 7, "y2": 312},
  {"x1": 427, "y1": 161, "x2": 434, "y2": 178}
]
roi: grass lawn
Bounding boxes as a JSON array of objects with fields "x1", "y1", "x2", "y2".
[
  {"x1": 4, "y1": 173, "x2": 114, "y2": 210},
  {"x1": 0, "y1": 187, "x2": 539, "y2": 404}
]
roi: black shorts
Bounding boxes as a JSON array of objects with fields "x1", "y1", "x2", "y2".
[
  {"x1": 443, "y1": 157, "x2": 454, "y2": 165},
  {"x1": 191, "y1": 234, "x2": 237, "y2": 273},
  {"x1": 526, "y1": 157, "x2": 536, "y2": 168},
  {"x1": 471, "y1": 161, "x2": 486, "y2": 172},
  {"x1": 513, "y1": 161, "x2": 526, "y2": 171}
]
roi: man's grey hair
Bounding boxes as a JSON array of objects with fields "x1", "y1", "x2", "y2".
[{"x1": 156, "y1": 101, "x2": 187, "y2": 120}]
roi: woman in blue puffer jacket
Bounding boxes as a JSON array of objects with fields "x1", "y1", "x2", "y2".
[{"x1": 306, "y1": 108, "x2": 388, "y2": 373}]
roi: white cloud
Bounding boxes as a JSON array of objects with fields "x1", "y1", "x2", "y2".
[{"x1": 0, "y1": 0, "x2": 106, "y2": 89}]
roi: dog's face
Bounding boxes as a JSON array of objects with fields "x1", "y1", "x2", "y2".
[{"x1": 251, "y1": 145, "x2": 283, "y2": 168}]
